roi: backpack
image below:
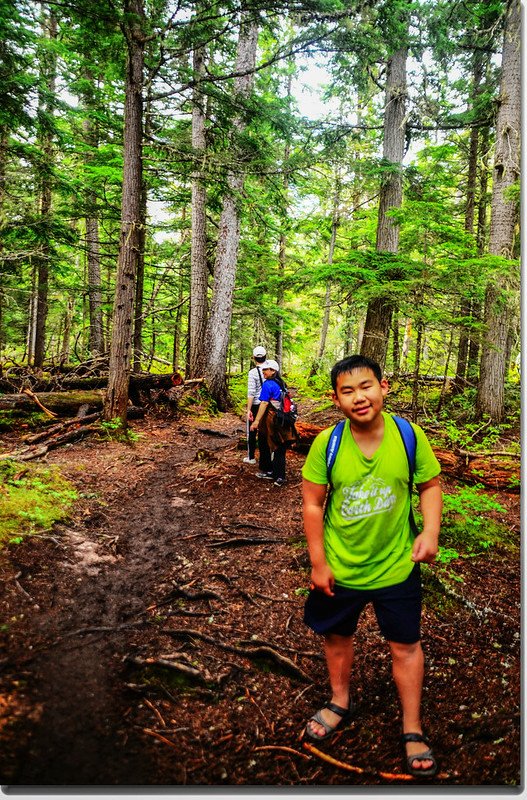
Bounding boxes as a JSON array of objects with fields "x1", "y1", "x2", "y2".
[
  {"x1": 275, "y1": 385, "x2": 298, "y2": 427},
  {"x1": 325, "y1": 414, "x2": 418, "y2": 535}
]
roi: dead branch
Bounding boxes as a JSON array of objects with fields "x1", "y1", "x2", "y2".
[
  {"x1": 0, "y1": 424, "x2": 100, "y2": 462},
  {"x1": 22, "y1": 412, "x2": 101, "y2": 444},
  {"x1": 21, "y1": 387, "x2": 58, "y2": 418},
  {"x1": 253, "y1": 745, "x2": 311, "y2": 760},
  {"x1": 141, "y1": 728, "x2": 180, "y2": 750},
  {"x1": 302, "y1": 741, "x2": 415, "y2": 781},
  {"x1": 144, "y1": 698, "x2": 167, "y2": 728},
  {"x1": 457, "y1": 449, "x2": 520, "y2": 459},
  {"x1": 426, "y1": 569, "x2": 517, "y2": 622}
]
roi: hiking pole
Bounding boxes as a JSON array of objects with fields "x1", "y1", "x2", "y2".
[{"x1": 246, "y1": 413, "x2": 251, "y2": 459}]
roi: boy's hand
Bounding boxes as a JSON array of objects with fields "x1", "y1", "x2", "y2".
[
  {"x1": 310, "y1": 564, "x2": 335, "y2": 596},
  {"x1": 411, "y1": 531, "x2": 439, "y2": 563}
]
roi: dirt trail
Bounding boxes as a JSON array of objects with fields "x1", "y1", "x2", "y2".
[{"x1": 0, "y1": 411, "x2": 521, "y2": 787}]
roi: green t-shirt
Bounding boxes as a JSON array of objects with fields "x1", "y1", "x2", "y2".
[{"x1": 302, "y1": 411, "x2": 441, "y2": 590}]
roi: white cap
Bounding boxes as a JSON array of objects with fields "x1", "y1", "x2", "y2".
[
  {"x1": 253, "y1": 345, "x2": 266, "y2": 357},
  {"x1": 260, "y1": 359, "x2": 279, "y2": 372}
]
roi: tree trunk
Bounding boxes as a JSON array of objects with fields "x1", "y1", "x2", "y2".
[
  {"x1": 467, "y1": 127, "x2": 491, "y2": 384},
  {"x1": 361, "y1": 41, "x2": 407, "y2": 369},
  {"x1": 275, "y1": 71, "x2": 293, "y2": 368},
  {"x1": 33, "y1": 9, "x2": 57, "y2": 370},
  {"x1": 391, "y1": 316, "x2": 400, "y2": 378},
  {"x1": 59, "y1": 296, "x2": 74, "y2": 366},
  {"x1": 103, "y1": 0, "x2": 145, "y2": 424},
  {"x1": 476, "y1": 0, "x2": 520, "y2": 421},
  {"x1": 82, "y1": 71, "x2": 105, "y2": 357},
  {"x1": 310, "y1": 171, "x2": 340, "y2": 377},
  {"x1": 410, "y1": 320, "x2": 423, "y2": 422},
  {"x1": 189, "y1": 22, "x2": 209, "y2": 379},
  {"x1": 133, "y1": 176, "x2": 147, "y2": 372},
  {"x1": 133, "y1": 78, "x2": 153, "y2": 373},
  {"x1": 204, "y1": 12, "x2": 258, "y2": 409},
  {"x1": 455, "y1": 49, "x2": 484, "y2": 390},
  {"x1": 275, "y1": 232, "x2": 285, "y2": 368}
]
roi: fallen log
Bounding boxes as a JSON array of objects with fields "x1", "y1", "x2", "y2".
[
  {"x1": 0, "y1": 372, "x2": 181, "y2": 395},
  {"x1": 1, "y1": 407, "x2": 145, "y2": 461},
  {"x1": 0, "y1": 390, "x2": 105, "y2": 416},
  {"x1": 290, "y1": 422, "x2": 520, "y2": 491},
  {"x1": 0, "y1": 423, "x2": 100, "y2": 461},
  {"x1": 22, "y1": 412, "x2": 101, "y2": 444}
]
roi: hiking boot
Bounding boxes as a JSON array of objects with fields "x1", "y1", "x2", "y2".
[
  {"x1": 256, "y1": 471, "x2": 273, "y2": 480},
  {"x1": 273, "y1": 478, "x2": 286, "y2": 487},
  {"x1": 243, "y1": 457, "x2": 257, "y2": 464}
]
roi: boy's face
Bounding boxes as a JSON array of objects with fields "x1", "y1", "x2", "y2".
[{"x1": 332, "y1": 367, "x2": 388, "y2": 426}]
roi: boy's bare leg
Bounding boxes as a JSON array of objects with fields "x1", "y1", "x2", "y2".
[
  {"x1": 306, "y1": 633, "x2": 354, "y2": 737},
  {"x1": 389, "y1": 640, "x2": 434, "y2": 771}
]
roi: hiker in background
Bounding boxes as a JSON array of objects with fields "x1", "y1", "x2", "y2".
[
  {"x1": 301, "y1": 354, "x2": 442, "y2": 778},
  {"x1": 244, "y1": 345, "x2": 267, "y2": 465},
  {"x1": 250, "y1": 359, "x2": 296, "y2": 487}
]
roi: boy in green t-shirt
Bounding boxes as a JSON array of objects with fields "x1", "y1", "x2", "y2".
[{"x1": 302, "y1": 355, "x2": 442, "y2": 777}]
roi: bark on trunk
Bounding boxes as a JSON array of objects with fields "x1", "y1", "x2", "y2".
[
  {"x1": 189, "y1": 31, "x2": 209, "y2": 379},
  {"x1": 310, "y1": 172, "x2": 340, "y2": 377},
  {"x1": 33, "y1": 10, "x2": 57, "y2": 370},
  {"x1": 476, "y1": 0, "x2": 520, "y2": 421},
  {"x1": 361, "y1": 43, "x2": 407, "y2": 369},
  {"x1": 204, "y1": 12, "x2": 258, "y2": 409},
  {"x1": 0, "y1": 390, "x2": 105, "y2": 415},
  {"x1": 275, "y1": 73, "x2": 293, "y2": 369},
  {"x1": 0, "y1": 126, "x2": 7, "y2": 357},
  {"x1": 103, "y1": 0, "x2": 145, "y2": 425},
  {"x1": 455, "y1": 48, "x2": 486, "y2": 390},
  {"x1": 133, "y1": 176, "x2": 147, "y2": 372},
  {"x1": 82, "y1": 72, "x2": 105, "y2": 357}
]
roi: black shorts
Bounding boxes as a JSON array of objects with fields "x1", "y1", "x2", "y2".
[{"x1": 303, "y1": 563, "x2": 421, "y2": 644}]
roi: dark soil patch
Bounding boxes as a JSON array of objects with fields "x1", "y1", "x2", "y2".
[{"x1": 0, "y1": 405, "x2": 521, "y2": 788}]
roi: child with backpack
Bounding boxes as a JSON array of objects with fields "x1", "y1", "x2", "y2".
[
  {"x1": 243, "y1": 345, "x2": 267, "y2": 466},
  {"x1": 301, "y1": 354, "x2": 442, "y2": 777},
  {"x1": 249, "y1": 359, "x2": 297, "y2": 487}
]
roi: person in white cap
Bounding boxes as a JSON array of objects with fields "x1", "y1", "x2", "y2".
[
  {"x1": 250, "y1": 359, "x2": 297, "y2": 486},
  {"x1": 244, "y1": 346, "x2": 267, "y2": 465}
]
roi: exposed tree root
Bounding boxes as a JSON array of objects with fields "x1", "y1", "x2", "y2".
[{"x1": 162, "y1": 627, "x2": 312, "y2": 683}]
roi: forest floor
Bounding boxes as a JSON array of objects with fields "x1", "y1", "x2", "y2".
[{"x1": 0, "y1": 399, "x2": 521, "y2": 789}]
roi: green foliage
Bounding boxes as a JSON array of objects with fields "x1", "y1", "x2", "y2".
[
  {"x1": 228, "y1": 373, "x2": 249, "y2": 415},
  {"x1": 416, "y1": 484, "x2": 511, "y2": 566},
  {"x1": 0, "y1": 460, "x2": 77, "y2": 546},
  {"x1": 292, "y1": 368, "x2": 332, "y2": 404},
  {"x1": 0, "y1": 410, "x2": 49, "y2": 431},
  {"x1": 99, "y1": 418, "x2": 141, "y2": 444},
  {"x1": 294, "y1": 587, "x2": 310, "y2": 597}
]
